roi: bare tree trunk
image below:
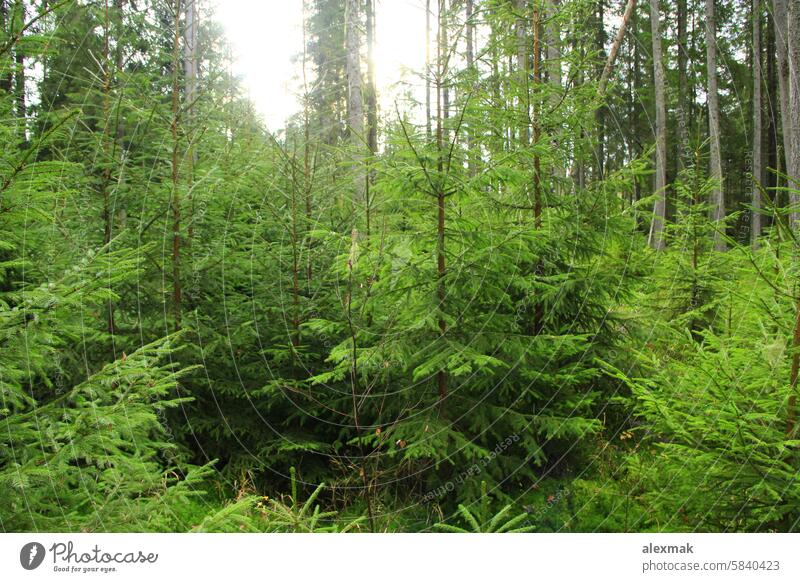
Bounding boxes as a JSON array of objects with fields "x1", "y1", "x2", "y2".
[
  {"x1": 787, "y1": 0, "x2": 800, "y2": 230},
  {"x1": 767, "y1": 9, "x2": 779, "y2": 207},
  {"x1": 598, "y1": 0, "x2": 637, "y2": 96},
  {"x1": 677, "y1": 0, "x2": 690, "y2": 169},
  {"x1": 532, "y1": 3, "x2": 542, "y2": 228},
  {"x1": 753, "y1": 0, "x2": 764, "y2": 246},
  {"x1": 706, "y1": 0, "x2": 726, "y2": 251},
  {"x1": 184, "y1": 0, "x2": 197, "y2": 245},
  {"x1": 532, "y1": 2, "x2": 543, "y2": 334},
  {"x1": 594, "y1": 0, "x2": 606, "y2": 179},
  {"x1": 465, "y1": 0, "x2": 477, "y2": 177},
  {"x1": 441, "y1": 0, "x2": 449, "y2": 141},
  {"x1": 545, "y1": 0, "x2": 562, "y2": 182},
  {"x1": 774, "y1": 0, "x2": 794, "y2": 218},
  {"x1": 545, "y1": 0, "x2": 561, "y2": 95},
  {"x1": 366, "y1": 0, "x2": 377, "y2": 156},
  {"x1": 436, "y1": 0, "x2": 448, "y2": 409},
  {"x1": 788, "y1": 0, "x2": 800, "y2": 433},
  {"x1": 13, "y1": 0, "x2": 24, "y2": 146},
  {"x1": 365, "y1": 0, "x2": 377, "y2": 234},
  {"x1": 171, "y1": 0, "x2": 182, "y2": 331},
  {"x1": 648, "y1": 0, "x2": 667, "y2": 250},
  {"x1": 0, "y1": 2, "x2": 11, "y2": 94},
  {"x1": 345, "y1": 0, "x2": 365, "y2": 204},
  {"x1": 516, "y1": 0, "x2": 529, "y2": 147},
  {"x1": 426, "y1": 0, "x2": 432, "y2": 141}
]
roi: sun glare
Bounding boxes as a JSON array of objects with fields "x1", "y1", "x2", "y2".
[{"x1": 214, "y1": 0, "x2": 429, "y2": 130}]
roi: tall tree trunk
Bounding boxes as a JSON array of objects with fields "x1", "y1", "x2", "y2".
[
  {"x1": 630, "y1": 7, "x2": 641, "y2": 205},
  {"x1": 365, "y1": 0, "x2": 377, "y2": 234},
  {"x1": 465, "y1": 0, "x2": 477, "y2": 177},
  {"x1": 516, "y1": 0, "x2": 529, "y2": 146},
  {"x1": 545, "y1": 0, "x2": 561, "y2": 95},
  {"x1": 184, "y1": 0, "x2": 197, "y2": 245},
  {"x1": 13, "y1": 0, "x2": 24, "y2": 146},
  {"x1": 706, "y1": 0, "x2": 726, "y2": 251},
  {"x1": 441, "y1": 0, "x2": 450, "y2": 140},
  {"x1": 753, "y1": 0, "x2": 764, "y2": 246},
  {"x1": 532, "y1": 2, "x2": 542, "y2": 228},
  {"x1": 767, "y1": 8, "x2": 778, "y2": 206},
  {"x1": 774, "y1": 0, "x2": 797, "y2": 221},
  {"x1": 426, "y1": 0, "x2": 432, "y2": 141},
  {"x1": 345, "y1": 0, "x2": 365, "y2": 204},
  {"x1": 648, "y1": 0, "x2": 667, "y2": 250},
  {"x1": 0, "y1": 1, "x2": 11, "y2": 95},
  {"x1": 101, "y1": 0, "x2": 116, "y2": 335},
  {"x1": 677, "y1": 0, "x2": 690, "y2": 169},
  {"x1": 594, "y1": 0, "x2": 606, "y2": 179},
  {"x1": 365, "y1": 0, "x2": 377, "y2": 157},
  {"x1": 784, "y1": 0, "x2": 800, "y2": 184},
  {"x1": 436, "y1": 0, "x2": 448, "y2": 409},
  {"x1": 545, "y1": 0, "x2": 562, "y2": 182},
  {"x1": 171, "y1": 0, "x2": 182, "y2": 331}
]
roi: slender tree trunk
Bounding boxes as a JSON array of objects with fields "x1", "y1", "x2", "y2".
[
  {"x1": 595, "y1": 0, "x2": 606, "y2": 179},
  {"x1": 706, "y1": 0, "x2": 726, "y2": 251},
  {"x1": 545, "y1": 0, "x2": 562, "y2": 182},
  {"x1": 598, "y1": 0, "x2": 637, "y2": 96},
  {"x1": 489, "y1": 5, "x2": 503, "y2": 155},
  {"x1": 345, "y1": 0, "x2": 365, "y2": 205},
  {"x1": 13, "y1": 0, "x2": 24, "y2": 146},
  {"x1": 648, "y1": 0, "x2": 667, "y2": 250},
  {"x1": 677, "y1": 0, "x2": 690, "y2": 169},
  {"x1": 767, "y1": 10, "x2": 779, "y2": 207},
  {"x1": 787, "y1": 3, "x2": 800, "y2": 430},
  {"x1": 436, "y1": 0, "x2": 448, "y2": 408},
  {"x1": 0, "y1": 2, "x2": 11, "y2": 95},
  {"x1": 301, "y1": 1, "x2": 313, "y2": 286},
  {"x1": 545, "y1": 0, "x2": 561, "y2": 96},
  {"x1": 365, "y1": 0, "x2": 377, "y2": 158},
  {"x1": 775, "y1": 0, "x2": 793, "y2": 197},
  {"x1": 101, "y1": 0, "x2": 117, "y2": 335},
  {"x1": 465, "y1": 0, "x2": 477, "y2": 177},
  {"x1": 787, "y1": 0, "x2": 800, "y2": 230},
  {"x1": 753, "y1": 0, "x2": 764, "y2": 246},
  {"x1": 426, "y1": 0, "x2": 432, "y2": 141},
  {"x1": 631, "y1": 8, "x2": 641, "y2": 205},
  {"x1": 441, "y1": 0, "x2": 450, "y2": 140},
  {"x1": 365, "y1": 0, "x2": 377, "y2": 235},
  {"x1": 184, "y1": 0, "x2": 197, "y2": 246},
  {"x1": 171, "y1": 0, "x2": 182, "y2": 331},
  {"x1": 532, "y1": 2, "x2": 543, "y2": 333},
  {"x1": 516, "y1": 0, "x2": 530, "y2": 147},
  {"x1": 532, "y1": 3, "x2": 542, "y2": 228}
]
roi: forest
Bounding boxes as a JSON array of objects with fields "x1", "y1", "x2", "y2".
[{"x1": 1, "y1": 0, "x2": 799, "y2": 534}]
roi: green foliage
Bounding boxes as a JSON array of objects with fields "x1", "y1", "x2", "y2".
[
  {"x1": 434, "y1": 482, "x2": 534, "y2": 533},
  {"x1": 2, "y1": 0, "x2": 798, "y2": 534}
]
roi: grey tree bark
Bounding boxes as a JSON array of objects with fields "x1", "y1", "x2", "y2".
[
  {"x1": 345, "y1": 0, "x2": 365, "y2": 203},
  {"x1": 677, "y1": 0, "x2": 691, "y2": 168},
  {"x1": 426, "y1": 0, "x2": 432, "y2": 141},
  {"x1": 706, "y1": 0, "x2": 726, "y2": 251},
  {"x1": 753, "y1": 0, "x2": 763, "y2": 246},
  {"x1": 465, "y1": 0, "x2": 477, "y2": 177},
  {"x1": 648, "y1": 0, "x2": 667, "y2": 250},
  {"x1": 515, "y1": 0, "x2": 530, "y2": 146},
  {"x1": 787, "y1": 0, "x2": 800, "y2": 228},
  {"x1": 774, "y1": 0, "x2": 794, "y2": 220}
]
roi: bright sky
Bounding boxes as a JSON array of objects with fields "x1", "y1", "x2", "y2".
[{"x1": 213, "y1": 0, "x2": 429, "y2": 131}]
